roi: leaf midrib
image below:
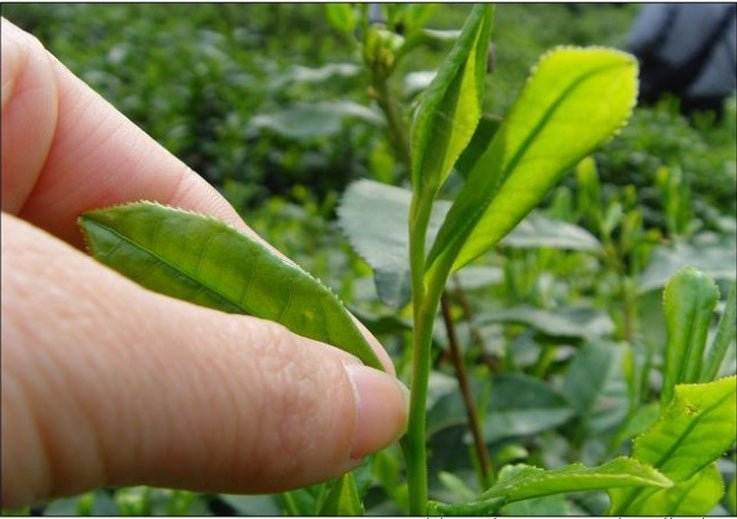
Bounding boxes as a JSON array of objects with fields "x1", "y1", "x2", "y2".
[
  {"x1": 84, "y1": 217, "x2": 250, "y2": 314},
  {"x1": 429, "y1": 60, "x2": 630, "y2": 272}
]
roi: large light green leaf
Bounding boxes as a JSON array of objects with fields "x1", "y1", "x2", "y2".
[
  {"x1": 427, "y1": 47, "x2": 638, "y2": 275},
  {"x1": 610, "y1": 463, "x2": 723, "y2": 515},
  {"x1": 410, "y1": 4, "x2": 493, "y2": 192},
  {"x1": 319, "y1": 472, "x2": 364, "y2": 516},
  {"x1": 609, "y1": 376, "x2": 737, "y2": 514},
  {"x1": 660, "y1": 268, "x2": 719, "y2": 403},
  {"x1": 430, "y1": 458, "x2": 670, "y2": 515},
  {"x1": 79, "y1": 201, "x2": 383, "y2": 370}
]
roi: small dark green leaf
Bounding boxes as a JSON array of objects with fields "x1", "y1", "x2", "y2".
[
  {"x1": 661, "y1": 268, "x2": 719, "y2": 403},
  {"x1": 79, "y1": 201, "x2": 383, "y2": 370},
  {"x1": 478, "y1": 306, "x2": 614, "y2": 341},
  {"x1": 562, "y1": 342, "x2": 629, "y2": 434}
]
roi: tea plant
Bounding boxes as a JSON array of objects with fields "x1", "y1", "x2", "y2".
[{"x1": 71, "y1": 4, "x2": 737, "y2": 516}]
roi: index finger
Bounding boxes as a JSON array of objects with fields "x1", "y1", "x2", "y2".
[
  {"x1": 0, "y1": 18, "x2": 394, "y2": 374},
  {"x1": 1, "y1": 18, "x2": 249, "y2": 246}
]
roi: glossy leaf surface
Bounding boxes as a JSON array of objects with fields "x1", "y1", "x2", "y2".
[
  {"x1": 79, "y1": 201, "x2": 383, "y2": 370},
  {"x1": 609, "y1": 376, "x2": 737, "y2": 514},
  {"x1": 427, "y1": 47, "x2": 638, "y2": 274},
  {"x1": 661, "y1": 267, "x2": 719, "y2": 403},
  {"x1": 410, "y1": 4, "x2": 493, "y2": 192}
]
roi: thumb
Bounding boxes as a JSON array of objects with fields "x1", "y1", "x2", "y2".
[{"x1": 1, "y1": 213, "x2": 408, "y2": 508}]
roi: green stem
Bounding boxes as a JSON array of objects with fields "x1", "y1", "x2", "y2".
[{"x1": 405, "y1": 191, "x2": 436, "y2": 515}]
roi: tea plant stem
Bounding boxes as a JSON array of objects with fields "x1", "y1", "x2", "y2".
[
  {"x1": 405, "y1": 191, "x2": 436, "y2": 515},
  {"x1": 440, "y1": 293, "x2": 493, "y2": 487}
]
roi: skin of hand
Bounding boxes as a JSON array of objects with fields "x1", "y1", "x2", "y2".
[{"x1": 1, "y1": 18, "x2": 408, "y2": 509}]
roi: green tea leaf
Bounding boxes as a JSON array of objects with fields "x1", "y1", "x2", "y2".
[
  {"x1": 325, "y1": 4, "x2": 356, "y2": 34},
  {"x1": 79, "y1": 201, "x2": 383, "y2": 370},
  {"x1": 485, "y1": 374, "x2": 575, "y2": 443},
  {"x1": 727, "y1": 475, "x2": 737, "y2": 515},
  {"x1": 454, "y1": 114, "x2": 502, "y2": 180},
  {"x1": 319, "y1": 473, "x2": 364, "y2": 516},
  {"x1": 431, "y1": 458, "x2": 670, "y2": 515},
  {"x1": 638, "y1": 234, "x2": 737, "y2": 293},
  {"x1": 410, "y1": 4, "x2": 493, "y2": 192},
  {"x1": 427, "y1": 496, "x2": 506, "y2": 516},
  {"x1": 339, "y1": 179, "x2": 599, "y2": 306},
  {"x1": 427, "y1": 47, "x2": 638, "y2": 275},
  {"x1": 609, "y1": 462, "x2": 723, "y2": 515},
  {"x1": 481, "y1": 458, "x2": 671, "y2": 503},
  {"x1": 661, "y1": 268, "x2": 719, "y2": 403},
  {"x1": 609, "y1": 376, "x2": 737, "y2": 514},
  {"x1": 500, "y1": 494, "x2": 568, "y2": 515},
  {"x1": 702, "y1": 282, "x2": 737, "y2": 381},
  {"x1": 562, "y1": 342, "x2": 629, "y2": 434},
  {"x1": 478, "y1": 306, "x2": 614, "y2": 341}
]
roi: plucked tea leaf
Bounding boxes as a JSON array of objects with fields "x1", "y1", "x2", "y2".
[
  {"x1": 609, "y1": 376, "x2": 737, "y2": 514},
  {"x1": 410, "y1": 4, "x2": 493, "y2": 192},
  {"x1": 79, "y1": 201, "x2": 383, "y2": 370},
  {"x1": 661, "y1": 268, "x2": 719, "y2": 403},
  {"x1": 319, "y1": 472, "x2": 364, "y2": 516},
  {"x1": 427, "y1": 47, "x2": 638, "y2": 275}
]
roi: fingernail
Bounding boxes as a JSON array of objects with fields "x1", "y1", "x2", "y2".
[{"x1": 344, "y1": 364, "x2": 409, "y2": 460}]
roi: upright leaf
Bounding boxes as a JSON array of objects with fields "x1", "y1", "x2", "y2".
[
  {"x1": 79, "y1": 201, "x2": 383, "y2": 370},
  {"x1": 609, "y1": 376, "x2": 737, "y2": 514},
  {"x1": 660, "y1": 268, "x2": 719, "y2": 403},
  {"x1": 702, "y1": 281, "x2": 737, "y2": 381},
  {"x1": 410, "y1": 4, "x2": 493, "y2": 192},
  {"x1": 427, "y1": 47, "x2": 638, "y2": 275},
  {"x1": 319, "y1": 472, "x2": 364, "y2": 516}
]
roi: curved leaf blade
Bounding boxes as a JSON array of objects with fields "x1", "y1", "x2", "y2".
[
  {"x1": 661, "y1": 267, "x2": 719, "y2": 403},
  {"x1": 410, "y1": 4, "x2": 493, "y2": 192},
  {"x1": 79, "y1": 201, "x2": 383, "y2": 370},
  {"x1": 481, "y1": 457, "x2": 671, "y2": 503},
  {"x1": 609, "y1": 376, "x2": 737, "y2": 514},
  {"x1": 427, "y1": 47, "x2": 638, "y2": 274}
]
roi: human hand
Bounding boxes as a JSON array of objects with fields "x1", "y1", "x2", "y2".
[{"x1": 1, "y1": 18, "x2": 407, "y2": 508}]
